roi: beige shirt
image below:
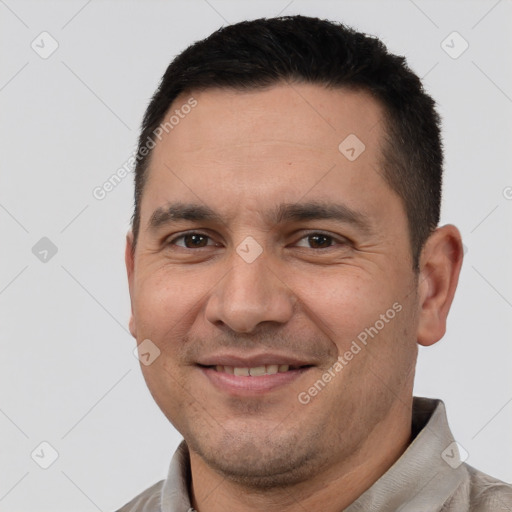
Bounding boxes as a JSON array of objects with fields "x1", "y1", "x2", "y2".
[{"x1": 115, "y1": 397, "x2": 512, "y2": 511}]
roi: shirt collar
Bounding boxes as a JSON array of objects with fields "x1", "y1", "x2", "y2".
[
  {"x1": 160, "y1": 397, "x2": 466, "y2": 512},
  {"x1": 345, "y1": 397, "x2": 466, "y2": 512}
]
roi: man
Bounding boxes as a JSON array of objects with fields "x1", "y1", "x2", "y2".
[{"x1": 118, "y1": 15, "x2": 512, "y2": 512}]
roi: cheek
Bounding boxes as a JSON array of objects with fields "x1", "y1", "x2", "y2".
[
  {"x1": 132, "y1": 267, "x2": 203, "y2": 340},
  {"x1": 297, "y1": 269, "x2": 401, "y2": 348}
]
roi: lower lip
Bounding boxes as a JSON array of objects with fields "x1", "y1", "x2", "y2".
[{"x1": 199, "y1": 366, "x2": 311, "y2": 395}]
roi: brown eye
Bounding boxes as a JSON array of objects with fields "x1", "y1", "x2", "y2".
[
  {"x1": 168, "y1": 232, "x2": 214, "y2": 248},
  {"x1": 183, "y1": 234, "x2": 208, "y2": 248},
  {"x1": 307, "y1": 234, "x2": 333, "y2": 249},
  {"x1": 295, "y1": 232, "x2": 344, "y2": 249}
]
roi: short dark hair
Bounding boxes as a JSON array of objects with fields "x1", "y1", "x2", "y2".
[{"x1": 130, "y1": 15, "x2": 443, "y2": 270}]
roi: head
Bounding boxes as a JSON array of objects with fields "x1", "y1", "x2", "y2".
[{"x1": 125, "y1": 15, "x2": 463, "y2": 489}]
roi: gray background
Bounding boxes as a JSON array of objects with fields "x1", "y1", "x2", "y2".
[{"x1": 1, "y1": 0, "x2": 511, "y2": 510}]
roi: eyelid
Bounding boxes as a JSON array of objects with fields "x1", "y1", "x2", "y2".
[
  {"x1": 293, "y1": 230, "x2": 350, "y2": 248},
  {"x1": 166, "y1": 230, "x2": 219, "y2": 247},
  {"x1": 166, "y1": 229, "x2": 350, "y2": 249}
]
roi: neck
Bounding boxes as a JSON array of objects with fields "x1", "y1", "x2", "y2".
[{"x1": 189, "y1": 397, "x2": 413, "y2": 512}]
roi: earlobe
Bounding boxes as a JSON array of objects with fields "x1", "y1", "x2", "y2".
[
  {"x1": 416, "y1": 225, "x2": 464, "y2": 347},
  {"x1": 125, "y1": 231, "x2": 137, "y2": 339},
  {"x1": 129, "y1": 314, "x2": 137, "y2": 339}
]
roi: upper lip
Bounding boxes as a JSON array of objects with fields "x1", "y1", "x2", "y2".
[{"x1": 197, "y1": 352, "x2": 314, "y2": 368}]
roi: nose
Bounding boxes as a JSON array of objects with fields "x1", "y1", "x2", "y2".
[{"x1": 204, "y1": 249, "x2": 296, "y2": 334}]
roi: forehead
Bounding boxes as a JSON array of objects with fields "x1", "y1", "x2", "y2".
[
  {"x1": 141, "y1": 83, "x2": 401, "y2": 231},
  {"x1": 156, "y1": 83, "x2": 384, "y2": 156}
]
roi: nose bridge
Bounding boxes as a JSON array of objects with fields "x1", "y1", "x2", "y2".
[{"x1": 205, "y1": 248, "x2": 295, "y2": 333}]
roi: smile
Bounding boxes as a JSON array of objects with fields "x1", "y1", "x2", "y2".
[
  {"x1": 199, "y1": 364, "x2": 313, "y2": 394},
  {"x1": 209, "y1": 364, "x2": 305, "y2": 376}
]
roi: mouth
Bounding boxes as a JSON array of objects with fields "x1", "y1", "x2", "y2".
[
  {"x1": 197, "y1": 362, "x2": 314, "y2": 395},
  {"x1": 201, "y1": 363, "x2": 311, "y2": 376}
]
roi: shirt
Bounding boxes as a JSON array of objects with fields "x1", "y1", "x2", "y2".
[{"x1": 115, "y1": 397, "x2": 512, "y2": 511}]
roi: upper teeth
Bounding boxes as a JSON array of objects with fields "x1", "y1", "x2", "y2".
[{"x1": 215, "y1": 364, "x2": 291, "y2": 376}]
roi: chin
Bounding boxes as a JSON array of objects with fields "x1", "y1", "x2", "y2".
[{"x1": 186, "y1": 421, "x2": 324, "y2": 489}]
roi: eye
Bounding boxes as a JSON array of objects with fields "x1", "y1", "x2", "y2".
[
  {"x1": 166, "y1": 231, "x2": 348, "y2": 250},
  {"x1": 167, "y1": 232, "x2": 218, "y2": 249},
  {"x1": 294, "y1": 232, "x2": 346, "y2": 249}
]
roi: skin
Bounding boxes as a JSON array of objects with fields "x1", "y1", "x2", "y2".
[{"x1": 125, "y1": 83, "x2": 463, "y2": 512}]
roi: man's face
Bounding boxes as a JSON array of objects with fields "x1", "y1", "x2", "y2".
[{"x1": 126, "y1": 83, "x2": 422, "y2": 486}]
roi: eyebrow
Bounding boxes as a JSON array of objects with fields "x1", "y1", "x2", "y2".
[{"x1": 147, "y1": 200, "x2": 372, "y2": 234}]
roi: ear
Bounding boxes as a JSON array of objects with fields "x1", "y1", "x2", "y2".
[
  {"x1": 416, "y1": 224, "x2": 464, "y2": 347},
  {"x1": 125, "y1": 230, "x2": 137, "y2": 339}
]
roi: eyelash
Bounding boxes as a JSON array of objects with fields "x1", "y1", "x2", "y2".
[{"x1": 166, "y1": 231, "x2": 349, "y2": 250}]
